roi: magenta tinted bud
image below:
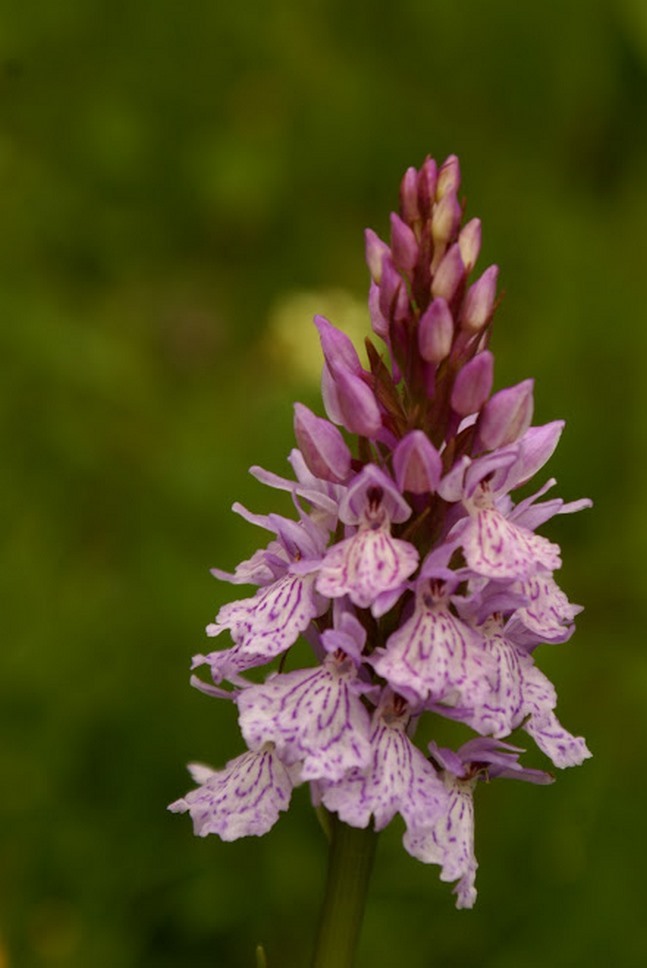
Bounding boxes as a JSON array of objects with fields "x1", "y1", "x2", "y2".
[
  {"x1": 333, "y1": 365, "x2": 382, "y2": 437},
  {"x1": 478, "y1": 378, "x2": 535, "y2": 449},
  {"x1": 431, "y1": 243, "x2": 465, "y2": 302},
  {"x1": 461, "y1": 265, "x2": 499, "y2": 332},
  {"x1": 293, "y1": 403, "x2": 352, "y2": 483},
  {"x1": 458, "y1": 218, "x2": 482, "y2": 272},
  {"x1": 365, "y1": 229, "x2": 390, "y2": 284},
  {"x1": 417, "y1": 157, "x2": 438, "y2": 219},
  {"x1": 369, "y1": 281, "x2": 389, "y2": 341},
  {"x1": 390, "y1": 212, "x2": 418, "y2": 274},
  {"x1": 379, "y1": 255, "x2": 403, "y2": 320},
  {"x1": 431, "y1": 189, "x2": 461, "y2": 246},
  {"x1": 393, "y1": 281, "x2": 410, "y2": 323},
  {"x1": 393, "y1": 430, "x2": 442, "y2": 494},
  {"x1": 314, "y1": 314, "x2": 362, "y2": 374},
  {"x1": 399, "y1": 166, "x2": 420, "y2": 223},
  {"x1": 451, "y1": 350, "x2": 494, "y2": 416},
  {"x1": 436, "y1": 154, "x2": 461, "y2": 199},
  {"x1": 418, "y1": 297, "x2": 454, "y2": 363},
  {"x1": 321, "y1": 362, "x2": 343, "y2": 425}
]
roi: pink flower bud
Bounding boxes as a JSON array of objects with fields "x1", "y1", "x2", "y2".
[
  {"x1": 418, "y1": 297, "x2": 454, "y2": 363},
  {"x1": 431, "y1": 243, "x2": 465, "y2": 302},
  {"x1": 378, "y1": 255, "x2": 403, "y2": 321},
  {"x1": 293, "y1": 403, "x2": 352, "y2": 482},
  {"x1": 436, "y1": 154, "x2": 461, "y2": 199},
  {"x1": 431, "y1": 190, "x2": 461, "y2": 246},
  {"x1": 451, "y1": 350, "x2": 494, "y2": 416},
  {"x1": 314, "y1": 315, "x2": 362, "y2": 374},
  {"x1": 369, "y1": 281, "x2": 389, "y2": 341},
  {"x1": 399, "y1": 166, "x2": 420, "y2": 223},
  {"x1": 332, "y1": 365, "x2": 382, "y2": 437},
  {"x1": 458, "y1": 218, "x2": 482, "y2": 272},
  {"x1": 390, "y1": 212, "x2": 418, "y2": 274},
  {"x1": 393, "y1": 430, "x2": 442, "y2": 494},
  {"x1": 417, "y1": 157, "x2": 438, "y2": 219},
  {"x1": 365, "y1": 229, "x2": 390, "y2": 284},
  {"x1": 478, "y1": 379, "x2": 534, "y2": 450},
  {"x1": 461, "y1": 265, "x2": 498, "y2": 332}
]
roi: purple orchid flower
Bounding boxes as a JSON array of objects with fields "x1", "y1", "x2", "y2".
[{"x1": 171, "y1": 154, "x2": 591, "y2": 917}]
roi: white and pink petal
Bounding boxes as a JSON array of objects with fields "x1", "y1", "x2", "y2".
[
  {"x1": 316, "y1": 528, "x2": 418, "y2": 610},
  {"x1": 319, "y1": 715, "x2": 447, "y2": 832},
  {"x1": 523, "y1": 709, "x2": 591, "y2": 769},
  {"x1": 462, "y1": 507, "x2": 561, "y2": 580},
  {"x1": 403, "y1": 776, "x2": 478, "y2": 909},
  {"x1": 237, "y1": 659, "x2": 372, "y2": 782},
  {"x1": 507, "y1": 573, "x2": 582, "y2": 644},
  {"x1": 205, "y1": 572, "x2": 323, "y2": 673},
  {"x1": 371, "y1": 603, "x2": 490, "y2": 706},
  {"x1": 466, "y1": 627, "x2": 527, "y2": 737},
  {"x1": 168, "y1": 745, "x2": 294, "y2": 841}
]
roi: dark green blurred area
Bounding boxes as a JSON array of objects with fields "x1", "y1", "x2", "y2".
[{"x1": 1, "y1": 0, "x2": 646, "y2": 965}]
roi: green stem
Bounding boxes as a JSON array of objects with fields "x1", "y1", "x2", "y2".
[{"x1": 311, "y1": 813, "x2": 379, "y2": 968}]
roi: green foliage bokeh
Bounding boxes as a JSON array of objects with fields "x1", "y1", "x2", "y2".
[{"x1": 1, "y1": 1, "x2": 646, "y2": 965}]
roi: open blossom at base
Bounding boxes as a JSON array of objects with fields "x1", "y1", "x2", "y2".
[
  {"x1": 171, "y1": 152, "x2": 591, "y2": 910},
  {"x1": 402, "y1": 739, "x2": 554, "y2": 908},
  {"x1": 168, "y1": 746, "x2": 295, "y2": 840},
  {"x1": 317, "y1": 698, "x2": 448, "y2": 832},
  {"x1": 404, "y1": 775, "x2": 478, "y2": 909}
]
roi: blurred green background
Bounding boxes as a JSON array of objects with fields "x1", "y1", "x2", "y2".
[{"x1": 1, "y1": 0, "x2": 646, "y2": 965}]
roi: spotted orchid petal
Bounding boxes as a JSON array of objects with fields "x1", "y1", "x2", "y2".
[
  {"x1": 168, "y1": 745, "x2": 295, "y2": 840},
  {"x1": 317, "y1": 528, "x2": 418, "y2": 610},
  {"x1": 319, "y1": 702, "x2": 448, "y2": 832},
  {"x1": 371, "y1": 582, "x2": 491, "y2": 705},
  {"x1": 404, "y1": 775, "x2": 478, "y2": 909},
  {"x1": 201, "y1": 572, "x2": 324, "y2": 681},
  {"x1": 461, "y1": 504, "x2": 561, "y2": 580},
  {"x1": 237, "y1": 655, "x2": 372, "y2": 782}
]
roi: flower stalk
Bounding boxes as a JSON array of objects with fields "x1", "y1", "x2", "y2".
[{"x1": 312, "y1": 813, "x2": 379, "y2": 968}]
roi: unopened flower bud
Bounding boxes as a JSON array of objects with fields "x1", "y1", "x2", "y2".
[
  {"x1": 369, "y1": 281, "x2": 389, "y2": 341},
  {"x1": 417, "y1": 157, "x2": 437, "y2": 219},
  {"x1": 379, "y1": 255, "x2": 403, "y2": 321},
  {"x1": 431, "y1": 243, "x2": 465, "y2": 302},
  {"x1": 478, "y1": 379, "x2": 534, "y2": 450},
  {"x1": 294, "y1": 403, "x2": 352, "y2": 482},
  {"x1": 418, "y1": 297, "x2": 454, "y2": 363},
  {"x1": 314, "y1": 314, "x2": 362, "y2": 374},
  {"x1": 451, "y1": 350, "x2": 494, "y2": 416},
  {"x1": 332, "y1": 364, "x2": 382, "y2": 437},
  {"x1": 365, "y1": 229, "x2": 390, "y2": 284},
  {"x1": 393, "y1": 430, "x2": 442, "y2": 494},
  {"x1": 436, "y1": 154, "x2": 461, "y2": 200},
  {"x1": 390, "y1": 212, "x2": 418, "y2": 274},
  {"x1": 461, "y1": 265, "x2": 498, "y2": 332},
  {"x1": 458, "y1": 218, "x2": 482, "y2": 272},
  {"x1": 399, "y1": 166, "x2": 420, "y2": 223},
  {"x1": 431, "y1": 190, "x2": 461, "y2": 246}
]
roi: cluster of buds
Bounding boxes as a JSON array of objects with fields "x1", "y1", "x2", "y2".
[{"x1": 170, "y1": 155, "x2": 591, "y2": 908}]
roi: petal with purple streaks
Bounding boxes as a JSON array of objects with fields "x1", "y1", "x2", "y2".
[
  {"x1": 168, "y1": 745, "x2": 294, "y2": 840},
  {"x1": 317, "y1": 528, "x2": 418, "y2": 609},
  {"x1": 237, "y1": 657, "x2": 372, "y2": 781}
]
